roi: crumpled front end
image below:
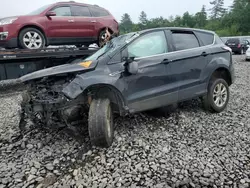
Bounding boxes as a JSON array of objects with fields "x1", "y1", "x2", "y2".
[{"x1": 20, "y1": 76, "x2": 87, "y2": 129}]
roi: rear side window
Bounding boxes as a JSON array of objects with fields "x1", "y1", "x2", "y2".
[
  {"x1": 52, "y1": 6, "x2": 71, "y2": 16},
  {"x1": 71, "y1": 6, "x2": 91, "y2": 17},
  {"x1": 89, "y1": 6, "x2": 110, "y2": 17},
  {"x1": 196, "y1": 32, "x2": 214, "y2": 46},
  {"x1": 172, "y1": 32, "x2": 200, "y2": 51}
]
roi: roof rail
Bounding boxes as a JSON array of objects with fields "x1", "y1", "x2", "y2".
[{"x1": 56, "y1": 1, "x2": 75, "y2": 3}]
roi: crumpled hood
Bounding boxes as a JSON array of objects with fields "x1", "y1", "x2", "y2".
[{"x1": 20, "y1": 60, "x2": 97, "y2": 82}]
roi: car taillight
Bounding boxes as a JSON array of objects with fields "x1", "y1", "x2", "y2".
[
  {"x1": 222, "y1": 46, "x2": 232, "y2": 53},
  {"x1": 238, "y1": 44, "x2": 241, "y2": 48}
]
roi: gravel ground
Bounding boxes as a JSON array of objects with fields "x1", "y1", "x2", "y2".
[{"x1": 0, "y1": 55, "x2": 250, "y2": 188}]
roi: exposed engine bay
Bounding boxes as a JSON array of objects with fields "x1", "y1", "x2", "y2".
[{"x1": 20, "y1": 75, "x2": 88, "y2": 130}]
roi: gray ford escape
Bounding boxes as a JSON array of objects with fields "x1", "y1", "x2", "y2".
[{"x1": 19, "y1": 27, "x2": 235, "y2": 148}]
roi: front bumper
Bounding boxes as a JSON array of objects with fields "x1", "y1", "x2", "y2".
[
  {"x1": 21, "y1": 88, "x2": 86, "y2": 128},
  {"x1": 0, "y1": 24, "x2": 19, "y2": 48},
  {"x1": 0, "y1": 37, "x2": 18, "y2": 48}
]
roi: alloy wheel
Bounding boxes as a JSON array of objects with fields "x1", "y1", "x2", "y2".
[
  {"x1": 99, "y1": 31, "x2": 107, "y2": 47},
  {"x1": 23, "y1": 31, "x2": 43, "y2": 49},
  {"x1": 213, "y1": 83, "x2": 228, "y2": 108}
]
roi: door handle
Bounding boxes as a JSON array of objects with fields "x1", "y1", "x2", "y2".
[
  {"x1": 91, "y1": 20, "x2": 97, "y2": 23},
  {"x1": 68, "y1": 20, "x2": 74, "y2": 22},
  {"x1": 162, "y1": 59, "x2": 172, "y2": 64},
  {"x1": 201, "y1": 51, "x2": 208, "y2": 56}
]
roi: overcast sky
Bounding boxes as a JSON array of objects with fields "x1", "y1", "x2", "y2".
[{"x1": 0, "y1": 0, "x2": 233, "y2": 22}]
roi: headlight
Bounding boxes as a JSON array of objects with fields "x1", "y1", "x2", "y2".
[{"x1": 0, "y1": 17, "x2": 18, "y2": 26}]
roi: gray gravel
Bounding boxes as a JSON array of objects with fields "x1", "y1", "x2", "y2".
[{"x1": 0, "y1": 55, "x2": 250, "y2": 188}]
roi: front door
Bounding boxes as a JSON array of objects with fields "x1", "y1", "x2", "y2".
[
  {"x1": 166, "y1": 30, "x2": 210, "y2": 101},
  {"x1": 71, "y1": 5, "x2": 96, "y2": 43},
  {"x1": 46, "y1": 5, "x2": 76, "y2": 45},
  {"x1": 121, "y1": 30, "x2": 178, "y2": 113}
]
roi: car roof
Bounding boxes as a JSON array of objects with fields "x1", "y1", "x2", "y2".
[{"x1": 138, "y1": 27, "x2": 215, "y2": 35}]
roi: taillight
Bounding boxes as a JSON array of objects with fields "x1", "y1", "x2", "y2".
[
  {"x1": 222, "y1": 46, "x2": 232, "y2": 53},
  {"x1": 238, "y1": 44, "x2": 241, "y2": 48}
]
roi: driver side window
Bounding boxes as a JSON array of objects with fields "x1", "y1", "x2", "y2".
[
  {"x1": 52, "y1": 6, "x2": 72, "y2": 16},
  {"x1": 127, "y1": 31, "x2": 168, "y2": 58}
]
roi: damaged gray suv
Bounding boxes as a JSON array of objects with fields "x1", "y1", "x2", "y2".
[{"x1": 19, "y1": 27, "x2": 235, "y2": 148}]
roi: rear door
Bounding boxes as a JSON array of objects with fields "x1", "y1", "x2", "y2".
[
  {"x1": 88, "y1": 6, "x2": 113, "y2": 33},
  {"x1": 165, "y1": 30, "x2": 212, "y2": 101},
  {"x1": 46, "y1": 5, "x2": 76, "y2": 44},
  {"x1": 71, "y1": 5, "x2": 96, "y2": 43}
]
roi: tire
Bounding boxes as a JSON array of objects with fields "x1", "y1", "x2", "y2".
[
  {"x1": 202, "y1": 78, "x2": 230, "y2": 113},
  {"x1": 88, "y1": 98, "x2": 114, "y2": 148},
  {"x1": 19, "y1": 28, "x2": 45, "y2": 49},
  {"x1": 98, "y1": 30, "x2": 107, "y2": 47},
  {"x1": 240, "y1": 48, "x2": 244, "y2": 55}
]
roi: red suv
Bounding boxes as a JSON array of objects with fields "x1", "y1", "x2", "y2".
[{"x1": 0, "y1": 1, "x2": 119, "y2": 49}]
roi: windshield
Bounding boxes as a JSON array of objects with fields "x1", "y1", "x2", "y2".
[
  {"x1": 27, "y1": 4, "x2": 52, "y2": 15},
  {"x1": 84, "y1": 32, "x2": 139, "y2": 61}
]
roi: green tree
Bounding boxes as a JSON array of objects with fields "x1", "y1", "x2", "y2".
[
  {"x1": 195, "y1": 5, "x2": 207, "y2": 28},
  {"x1": 173, "y1": 15, "x2": 183, "y2": 27},
  {"x1": 230, "y1": 0, "x2": 250, "y2": 34},
  {"x1": 209, "y1": 0, "x2": 226, "y2": 19},
  {"x1": 139, "y1": 11, "x2": 148, "y2": 25},
  {"x1": 119, "y1": 13, "x2": 133, "y2": 34},
  {"x1": 118, "y1": 0, "x2": 250, "y2": 37},
  {"x1": 138, "y1": 11, "x2": 148, "y2": 30},
  {"x1": 149, "y1": 17, "x2": 170, "y2": 28},
  {"x1": 182, "y1": 12, "x2": 195, "y2": 27}
]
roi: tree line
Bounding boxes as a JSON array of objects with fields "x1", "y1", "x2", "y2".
[{"x1": 119, "y1": 0, "x2": 250, "y2": 37}]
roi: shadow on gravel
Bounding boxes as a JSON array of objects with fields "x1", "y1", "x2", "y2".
[{"x1": 145, "y1": 98, "x2": 203, "y2": 119}]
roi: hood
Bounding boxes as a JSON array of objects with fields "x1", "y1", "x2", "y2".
[
  {"x1": 0, "y1": 16, "x2": 20, "y2": 24},
  {"x1": 0, "y1": 16, "x2": 19, "y2": 20},
  {"x1": 0, "y1": 15, "x2": 40, "y2": 21},
  {"x1": 20, "y1": 60, "x2": 97, "y2": 82}
]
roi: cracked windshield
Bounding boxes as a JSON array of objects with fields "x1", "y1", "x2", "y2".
[{"x1": 0, "y1": 0, "x2": 249, "y2": 188}]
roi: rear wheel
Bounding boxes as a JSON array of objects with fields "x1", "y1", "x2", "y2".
[
  {"x1": 240, "y1": 48, "x2": 244, "y2": 55},
  {"x1": 202, "y1": 78, "x2": 229, "y2": 113},
  {"x1": 98, "y1": 30, "x2": 107, "y2": 48},
  {"x1": 88, "y1": 98, "x2": 114, "y2": 148},
  {"x1": 19, "y1": 28, "x2": 45, "y2": 49}
]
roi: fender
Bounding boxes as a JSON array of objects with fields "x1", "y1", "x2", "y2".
[
  {"x1": 62, "y1": 69, "x2": 127, "y2": 103},
  {"x1": 201, "y1": 56, "x2": 231, "y2": 88}
]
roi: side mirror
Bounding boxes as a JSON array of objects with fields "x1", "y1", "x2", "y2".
[
  {"x1": 126, "y1": 57, "x2": 138, "y2": 75},
  {"x1": 46, "y1": 11, "x2": 56, "y2": 17},
  {"x1": 129, "y1": 61, "x2": 138, "y2": 74}
]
